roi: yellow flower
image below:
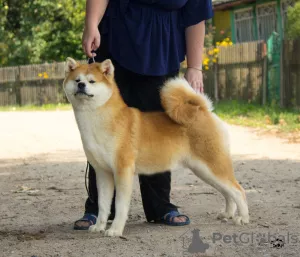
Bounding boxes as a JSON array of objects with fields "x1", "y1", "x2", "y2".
[
  {"x1": 216, "y1": 42, "x2": 220, "y2": 46},
  {"x1": 203, "y1": 58, "x2": 209, "y2": 66},
  {"x1": 225, "y1": 37, "x2": 230, "y2": 42},
  {"x1": 213, "y1": 48, "x2": 219, "y2": 54},
  {"x1": 43, "y1": 72, "x2": 49, "y2": 79},
  {"x1": 204, "y1": 66, "x2": 209, "y2": 70},
  {"x1": 4, "y1": 5, "x2": 9, "y2": 10},
  {"x1": 208, "y1": 50, "x2": 214, "y2": 56},
  {"x1": 38, "y1": 73, "x2": 43, "y2": 77},
  {"x1": 229, "y1": 42, "x2": 233, "y2": 46},
  {"x1": 213, "y1": 58, "x2": 217, "y2": 63}
]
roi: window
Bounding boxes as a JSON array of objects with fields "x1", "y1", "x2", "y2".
[
  {"x1": 234, "y1": 9, "x2": 255, "y2": 43},
  {"x1": 256, "y1": 3, "x2": 278, "y2": 41}
]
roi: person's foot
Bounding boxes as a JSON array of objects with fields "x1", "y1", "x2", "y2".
[
  {"x1": 164, "y1": 213, "x2": 188, "y2": 223},
  {"x1": 74, "y1": 213, "x2": 115, "y2": 230},
  {"x1": 74, "y1": 213, "x2": 97, "y2": 230},
  {"x1": 160, "y1": 211, "x2": 190, "y2": 226}
]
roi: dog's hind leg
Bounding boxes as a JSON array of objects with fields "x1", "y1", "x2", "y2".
[
  {"x1": 105, "y1": 165, "x2": 134, "y2": 237},
  {"x1": 230, "y1": 180, "x2": 249, "y2": 225},
  {"x1": 188, "y1": 160, "x2": 249, "y2": 225},
  {"x1": 89, "y1": 170, "x2": 114, "y2": 233}
]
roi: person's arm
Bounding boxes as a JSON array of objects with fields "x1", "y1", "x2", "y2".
[
  {"x1": 184, "y1": 21, "x2": 205, "y2": 93},
  {"x1": 82, "y1": 0, "x2": 110, "y2": 57},
  {"x1": 186, "y1": 21, "x2": 205, "y2": 72},
  {"x1": 85, "y1": 0, "x2": 109, "y2": 29}
]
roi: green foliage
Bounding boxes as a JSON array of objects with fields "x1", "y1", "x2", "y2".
[
  {"x1": 0, "y1": 0, "x2": 86, "y2": 66},
  {"x1": 286, "y1": 1, "x2": 300, "y2": 39},
  {"x1": 204, "y1": 20, "x2": 214, "y2": 48},
  {"x1": 0, "y1": 103, "x2": 71, "y2": 111},
  {"x1": 204, "y1": 20, "x2": 231, "y2": 49}
]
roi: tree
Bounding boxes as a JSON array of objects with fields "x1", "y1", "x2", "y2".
[
  {"x1": 0, "y1": 0, "x2": 86, "y2": 66},
  {"x1": 286, "y1": 1, "x2": 300, "y2": 39}
]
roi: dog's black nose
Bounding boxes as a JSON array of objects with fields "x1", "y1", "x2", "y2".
[{"x1": 78, "y1": 82, "x2": 86, "y2": 90}]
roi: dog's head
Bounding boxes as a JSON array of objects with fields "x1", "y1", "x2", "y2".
[{"x1": 63, "y1": 58, "x2": 115, "y2": 109}]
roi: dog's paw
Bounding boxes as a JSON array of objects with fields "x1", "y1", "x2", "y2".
[
  {"x1": 233, "y1": 215, "x2": 249, "y2": 225},
  {"x1": 104, "y1": 228, "x2": 123, "y2": 237},
  {"x1": 217, "y1": 212, "x2": 234, "y2": 220},
  {"x1": 89, "y1": 223, "x2": 106, "y2": 233}
]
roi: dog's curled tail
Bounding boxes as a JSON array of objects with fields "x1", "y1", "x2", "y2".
[{"x1": 160, "y1": 78, "x2": 213, "y2": 125}]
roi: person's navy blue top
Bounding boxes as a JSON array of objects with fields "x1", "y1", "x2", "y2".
[{"x1": 99, "y1": 0, "x2": 213, "y2": 76}]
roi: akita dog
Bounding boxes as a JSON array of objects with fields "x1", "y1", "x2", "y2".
[{"x1": 63, "y1": 58, "x2": 249, "y2": 237}]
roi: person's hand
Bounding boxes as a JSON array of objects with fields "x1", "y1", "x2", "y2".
[
  {"x1": 184, "y1": 67, "x2": 204, "y2": 94},
  {"x1": 82, "y1": 25, "x2": 101, "y2": 58}
]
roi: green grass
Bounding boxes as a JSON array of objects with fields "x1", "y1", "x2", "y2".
[
  {"x1": 0, "y1": 103, "x2": 71, "y2": 112},
  {"x1": 1, "y1": 101, "x2": 299, "y2": 133},
  {"x1": 214, "y1": 100, "x2": 300, "y2": 133}
]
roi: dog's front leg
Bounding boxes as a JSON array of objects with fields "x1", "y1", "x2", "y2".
[
  {"x1": 104, "y1": 166, "x2": 134, "y2": 237},
  {"x1": 89, "y1": 170, "x2": 114, "y2": 233}
]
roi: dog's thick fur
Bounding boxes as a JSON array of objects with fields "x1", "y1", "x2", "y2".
[{"x1": 63, "y1": 58, "x2": 249, "y2": 237}]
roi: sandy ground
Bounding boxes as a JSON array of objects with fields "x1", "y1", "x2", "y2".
[{"x1": 0, "y1": 111, "x2": 300, "y2": 257}]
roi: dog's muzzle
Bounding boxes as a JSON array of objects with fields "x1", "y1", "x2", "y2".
[{"x1": 74, "y1": 82, "x2": 94, "y2": 97}]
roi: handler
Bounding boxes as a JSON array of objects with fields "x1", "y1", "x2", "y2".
[{"x1": 74, "y1": 0, "x2": 213, "y2": 230}]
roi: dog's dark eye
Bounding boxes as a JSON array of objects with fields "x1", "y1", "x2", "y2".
[
  {"x1": 89, "y1": 80, "x2": 96, "y2": 84},
  {"x1": 75, "y1": 79, "x2": 80, "y2": 83}
]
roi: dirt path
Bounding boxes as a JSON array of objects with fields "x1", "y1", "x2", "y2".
[{"x1": 0, "y1": 111, "x2": 299, "y2": 257}]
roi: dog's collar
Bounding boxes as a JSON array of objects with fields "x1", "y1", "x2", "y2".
[{"x1": 87, "y1": 52, "x2": 96, "y2": 64}]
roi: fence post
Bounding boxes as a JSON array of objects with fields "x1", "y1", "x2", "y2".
[
  {"x1": 262, "y1": 42, "x2": 267, "y2": 105},
  {"x1": 15, "y1": 66, "x2": 21, "y2": 106},
  {"x1": 214, "y1": 64, "x2": 218, "y2": 102}
]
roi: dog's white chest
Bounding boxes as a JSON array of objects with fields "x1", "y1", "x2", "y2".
[
  {"x1": 84, "y1": 136, "x2": 114, "y2": 171},
  {"x1": 75, "y1": 112, "x2": 115, "y2": 172}
]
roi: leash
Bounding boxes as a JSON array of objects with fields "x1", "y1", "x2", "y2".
[
  {"x1": 85, "y1": 162, "x2": 95, "y2": 204},
  {"x1": 84, "y1": 53, "x2": 96, "y2": 203},
  {"x1": 87, "y1": 51, "x2": 96, "y2": 64}
]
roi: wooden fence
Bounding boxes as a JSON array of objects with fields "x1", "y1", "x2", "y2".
[
  {"x1": 0, "y1": 40, "x2": 299, "y2": 108},
  {"x1": 0, "y1": 60, "x2": 87, "y2": 106},
  {"x1": 176, "y1": 41, "x2": 266, "y2": 104},
  {"x1": 0, "y1": 63, "x2": 67, "y2": 106},
  {"x1": 281, "y1": 39, "x2": 300, "y2": 108},
  {"x1": 214, "y1": 41, "x2": 267, "y2": 104}
]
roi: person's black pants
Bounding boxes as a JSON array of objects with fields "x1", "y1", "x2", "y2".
[{"x1": 84, "y1": 36, "x2": 178, "y2": 222}]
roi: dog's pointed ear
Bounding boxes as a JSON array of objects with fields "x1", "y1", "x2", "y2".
[
  {"x1": 99, "y1": 59, "x2": 114, "y2": 77},
  {"x1": 65, "y1": 57, "x2": 80, "y2": 73}
]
